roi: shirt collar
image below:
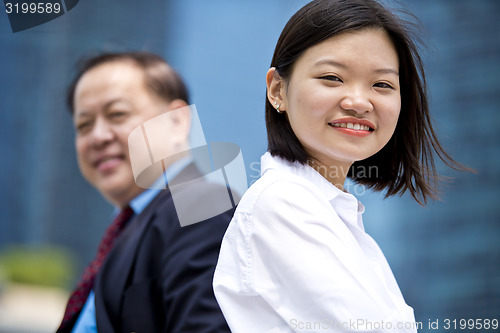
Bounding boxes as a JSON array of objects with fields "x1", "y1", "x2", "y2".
[
  {"x1": 261, "y1": 152, "x2": 345, "y2": 201},
  {"x1": 129, "y1": 186, "x2": 161, "y2": 215},
  {"x1": 123, "y1": 156, "x2": 193, "y2": 215},
  {"x1": 261, "y1": 152, "x2": 364, "y2": 227}
]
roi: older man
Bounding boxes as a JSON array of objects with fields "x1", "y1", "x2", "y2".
[{"x1": 57, "y1": 52, "x2": 232, "y2": 333}]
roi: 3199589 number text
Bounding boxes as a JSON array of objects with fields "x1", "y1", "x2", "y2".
[{"x1": 5, "y1": 2, "x2": 61, "y2": 14}]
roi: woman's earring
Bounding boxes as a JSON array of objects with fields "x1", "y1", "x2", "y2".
[{"x1": 274, "y1": 101, "x2": 283, "y2": 113}]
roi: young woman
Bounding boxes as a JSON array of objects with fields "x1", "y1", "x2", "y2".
[{"x1": 214, "y1": 0, "x2": 462, "y2": 331}]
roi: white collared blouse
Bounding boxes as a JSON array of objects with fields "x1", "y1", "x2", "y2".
[{"x1": 213, "y1": 152, "x2": 417, "y2": 332}]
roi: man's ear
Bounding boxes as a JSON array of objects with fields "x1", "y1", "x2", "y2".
[
  {"x1": 167, "y1": 99, "x2": 191, "y2": 144},
  {"x1": 266, "y1": 67, "x2": 287, "y2": 112},
  {"x1": 167, "y1": 99, "x2": 188, "y2": 113}
]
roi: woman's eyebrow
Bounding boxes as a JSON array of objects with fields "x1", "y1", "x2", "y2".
[
  {"x1": 374, "y1": 68, "x2": 399, "y2": 76},
  {"x1": 313, "y1": 59, "x2": 347, "y2": 69},
  {"x1": 314, "y1": 58, "x2": 399, "y2": 76}
]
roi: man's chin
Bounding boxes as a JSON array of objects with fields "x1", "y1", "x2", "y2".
[{"x1": 94, "y1": 177, "x2": 132, "y2": 202}]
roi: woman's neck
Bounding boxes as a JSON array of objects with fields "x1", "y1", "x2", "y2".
[{"x1": 307, "y1": 158, "x2": 352, "y2": 191}]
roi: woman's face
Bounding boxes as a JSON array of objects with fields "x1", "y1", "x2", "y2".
[{"x1": 275, "y1": 28, "x2": 401, "y2": 171}]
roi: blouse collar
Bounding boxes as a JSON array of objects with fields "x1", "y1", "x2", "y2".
[{"x1": 261, "y1": 152, "x2": 365, "y2": 229}]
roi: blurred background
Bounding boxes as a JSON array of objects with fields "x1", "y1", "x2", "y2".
[{"x1": 0, "y1": 0, "x2": 498, "y2": 332}]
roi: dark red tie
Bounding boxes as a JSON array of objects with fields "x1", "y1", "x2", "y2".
[{"x1": 57, "y1": 206, "x2": 134, "y2": 332}]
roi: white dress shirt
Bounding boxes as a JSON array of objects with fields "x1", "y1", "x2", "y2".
[{"x1": 213, "y1": 152, "x2": 418, "y2": 332}]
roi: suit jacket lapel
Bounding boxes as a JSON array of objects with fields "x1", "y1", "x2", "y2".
[
  {"x1": 95, "y1": 162, "x2": 203, "y2": 331},
  {"x1": 95, "y1": 189, "x2": 170, "y2": 331}
]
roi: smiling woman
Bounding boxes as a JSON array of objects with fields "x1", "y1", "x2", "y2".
[
  {"x1": 268, "y1": 28, "x2": 401, "y2": 187},
  {"x1": 213, "y1": 0, "x2": 466, "y2": 332}
]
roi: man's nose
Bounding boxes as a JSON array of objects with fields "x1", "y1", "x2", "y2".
[{"x1": 90, "y1": 118, "x2": 114, "y2": 148}]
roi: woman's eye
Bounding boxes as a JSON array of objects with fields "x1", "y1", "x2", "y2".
[
  {"x1": 320, "y1": 75, "x2": 343, "y2": 83},
  {"x1": 374, "y1": 82, "x2": 394, "y2": 89}
]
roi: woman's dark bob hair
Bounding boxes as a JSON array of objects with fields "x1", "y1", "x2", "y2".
[{"x1": 266, "y1": 0, "x2": 463, "y2": 204}]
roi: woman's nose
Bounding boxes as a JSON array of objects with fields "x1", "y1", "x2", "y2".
[{"x1": 340, "y1": 87, "x2": 374, "y2": 114}]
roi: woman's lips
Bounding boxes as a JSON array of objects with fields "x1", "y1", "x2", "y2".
[{"x1": 328, "y1": 118, "x2": 375, "y2": 137}]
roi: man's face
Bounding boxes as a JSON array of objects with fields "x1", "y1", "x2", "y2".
[{"x1": 73, "y1": 61, "x2": 178, "y2": 207}]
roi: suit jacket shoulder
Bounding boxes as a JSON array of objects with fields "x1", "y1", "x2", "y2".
[{"x1": 95, "y1": 163, "x2": 234, "y2": 332}]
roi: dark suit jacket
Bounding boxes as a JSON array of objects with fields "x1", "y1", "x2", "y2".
[{"x1": 92, "y1": 163, "x2": 234, "y2": 332}]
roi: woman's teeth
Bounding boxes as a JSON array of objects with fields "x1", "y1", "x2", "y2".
[{"x1": 331, "y1": 123, "x2": 371, "y2": 131}]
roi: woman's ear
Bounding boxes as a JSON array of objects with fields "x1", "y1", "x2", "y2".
[{"x1": 266, "y1": 67, "x2": 287, "y2": 112}]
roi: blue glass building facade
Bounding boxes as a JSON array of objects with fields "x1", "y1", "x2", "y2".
[{"x1": 0, "y1": 1, "x2": 498, "y2": 331}]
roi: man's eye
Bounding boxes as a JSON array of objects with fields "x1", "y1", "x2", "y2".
[
  {"x1": 110, "y1": 112, "x2": 126, "y2": 118},
  {"x1": 76, "y1": 122, "x2": 91, "y2": 133}
]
